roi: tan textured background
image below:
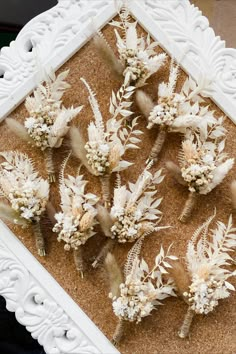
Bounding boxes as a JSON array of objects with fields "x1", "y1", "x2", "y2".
[
  {"x1": 0, "y1": 10, "x2": 236, "y2": 354},
  {"x1": 192, "y1": 0, "x2": 236, "y2": 48}
]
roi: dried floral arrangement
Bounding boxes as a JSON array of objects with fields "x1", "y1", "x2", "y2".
[
  {"x1": 105, "y1": 238, "x2": 177, "y2": 344},
  {"x1": 166, "y1": 122, "x2": 234, "y2": 222},
  {"x1": 94, "y1": 5, "x2": 166, "y2": 87},
  {"x1": 169, "y1": 212, "x2": 236, "y2": 338},
  {"x1": 52, "y1": 153, "x2": 99, "y2": 277},
  {"x1": 0, "y1": 3, "x2": 235, "y2": 351},
  {"x1": 70, "y1": 77, "x2": 142, "y2": 208},
  {"x1": 0, "y1": 151, "x2": 49, "y2": 256},
  {"x1": 136, "y1": 60, "x2": 216, "y2": 163},
  {"x1": 92, "y1": 165, "x2": 166, "y2": 268},
  {"x1": 6, "y1": 70, "x2": 83, "y2": 182}
]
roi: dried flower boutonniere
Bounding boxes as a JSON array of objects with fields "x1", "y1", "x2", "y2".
[
  {"x1": 70, "y1": 77, "x2": 142, "y2": 208},
  {"x1": 106, "y1": 239, "x2": 177, "y2": 345},
  {"x1": 6, "y1": 70, "x2": 83, "y2": 182},
  {"x1": 92, "y1": 165, "x2": 165, "y2": 267},
  {"x1": 136, "y1": 60, "x2": 215, "y2": 163},
  {"x1": 94, "y1": 5, "x2": 166, "y2": 87},
  {"x1": 52, "y1": 154, "x2": 99, "y2": 277},
  {"x1": 0, "y1": 151, "x2": 49, "y2": 256},
  {"x1": 167, "y1": 125, "x2": 234, "y2": 222},
  {"x1": 169, "y1": 212, "x2": 236, "y2": 338}
]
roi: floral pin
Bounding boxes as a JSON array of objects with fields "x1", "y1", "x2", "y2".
[
  {"x1": 136, "y1": 60, "x2": 215, "y2": 164},
  {"x1": 94, "y1": 5, "x2": 166, "y2": 87},
  {"x1": 52, "y1": 153, "x2": 99, "y2": 277},
  {"x1": 169, "y1": 212, "x2": 236, "y2": 338},
  {"x1": 70, "y1": 77, "x2": 142, "y2": 208},
  {"x1": 6, "y1": 70, "x2": 83, "y2": 182},
  {"x1": 166, "y1": 127, "x2": 234, "y2": 222},
  {"x1": 0, "y1": 151, "x2": 49, "y2": 256},
  {"x1": 92, "y1": 165, "x2": 165, "y2": 267},
  {"x1": 106, "y1": 238, "x2": 177, "y2": 344}
]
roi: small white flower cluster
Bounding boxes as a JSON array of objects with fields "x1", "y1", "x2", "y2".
[
  {"x1": 184, "y1": 274, "x2": 229, "y2": 315},
  {"x1": 147, "y1": 95, "x2": 183, "y2": 130},
  {"x1": 0, "y1": 151, "x2": 49, "y2": 225},
  {"x1": 110, "y1": 246, "x2": 176, "y2": 323},
  {"x1": 181, "y1": 161, "x2": 215, "y2": 193},
  {"x1": 53, "y1": 208, "x2": 96, "y2": 251},
  {"x1": 9, "y1": 189, "x2": 47, "y2": 223},
  {"x1": 110, "y1": 206, "x2": 143, "y2": 243},
  {"x1": 84, "y1": 141, "x2": 110, "y2": 176},
  {"x1": 25, "y1": 101, "x2": 60, "y2": 150},
  {"x1": 111, "y1": 278, "x2": 156, "y2": 323},
  {"x1": 120, "y1": 48, "x2": 149, "y2": 83}
]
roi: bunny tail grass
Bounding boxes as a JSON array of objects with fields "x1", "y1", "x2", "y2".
[
  {"x1": 179, "y1": 192, "x2": 197, "y2": 223},
  {"x1": 105, "y1": 253, "x2": 123, "y2": 298},
  {"x1": 147, "y1": 127, "x2": 167, "y2": 164},
  {"x1": 168, "y1": 261, "x2": 190, "y2": 301},
  {"x1": 45, "y1": 148, "x2": 56, "y2": 183},
  {"x1": 93, "y1": 34, "x2": 124, "y2": 77},
  {"x1": 6, "y1": 118, "x2": 31, "y2": 143},
  {"x1": 92, "y1": 238, "x2": 116, "y2": 269},
  {"x1": 136, "y1": 90, "x2": 155, "y2": 119},
  {"x1": 0, "y1": 202, "x2": 28, "y2": 226},
  {"x1": 32, "y1": 222, "x2": 46, "y2": 257},
  {"x1": 230, "y1": 180, "x2": 236, "y2": 210},
  {"x1": 112, "y1": 319, "x2": 125, "y2": 346},
  {"x1": 100, "y1": 174, "x2": 111, "y2": 209},
  {"x1": 178, "y1": 307, "x2": 195, "y2": 339},
  {"x1": 74, "y1": 247, "x2": 84, "y2": 278},
  {"x1": 165, "y1": 161, "x2": 187, "y2": 186},
  {"x1": 46, "y1": 201, "x2": 57, "y2": 225}
]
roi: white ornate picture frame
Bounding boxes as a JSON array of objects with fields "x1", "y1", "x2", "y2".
[{"x1": 0, "y1": 1, "x2": 235, "y2": 353}]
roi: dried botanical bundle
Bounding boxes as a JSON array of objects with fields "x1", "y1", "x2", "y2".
[
  {"x1": 171, "y1": 213, "x2": 236, "y2": 338},
  {"x1": 6, "y1": 70, "x2": 83, "y2": 182},
  {"x1": 52, "y1": 155, "x2": 99, "y2": 277},
  {"x1": 92, "y1": 166, "x2": 165, "y2": 267},
  {"x1": 94, "y1": 5, "x2": 166, "y2": 87},
  {"x1": 0, "y1": 151, "x2": 49, "y2": 256},
  {"x1": 167, "y1": 126, "x2": 234, "y2": 222},
  {"x1": 106, "y1": 239, "x2": 177, "y2": 344},
  {"x1": 136, "y1": 60, "x2": 215, "y2": 163},
  {"x1": 70, "y1": 77, "x2": 142, "y2": 207}
]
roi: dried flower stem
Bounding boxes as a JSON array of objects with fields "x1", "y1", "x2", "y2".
[
  {"x1": 100, "y1": 174, "x2": 111, "y2": 208},
  {"x1": 45, "y1": 148, "x2": 55, "y2": 183},
  {"x1": 73, "y1": 247, "x2": 84, "y2": 278},
  {"x1": 179, "y1": 192, "x2": 197, "y2": 223},
  {"x1": 112, "y1": 319, "x2": 125, "y2": 346},
  {"x1": 147, "y1": 127, "x2": 167, "y2": 163},
  {"x1": 32, "y1": 222, "x2": 46, "y2": 257},
  {"x1": 178, "y1": 306, "x2": 195, "y2": 338},
  {"x1": 92, "y1": 238, "x2": 116, "y2": 268}
]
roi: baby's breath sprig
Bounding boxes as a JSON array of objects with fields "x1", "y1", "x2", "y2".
[{"x1": 0, "y1": 151, "x2": 49, "y2": 256}]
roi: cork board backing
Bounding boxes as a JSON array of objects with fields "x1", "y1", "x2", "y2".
[{"x1": 1, "y1": 22, "x2": 236, "y2": 354}]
